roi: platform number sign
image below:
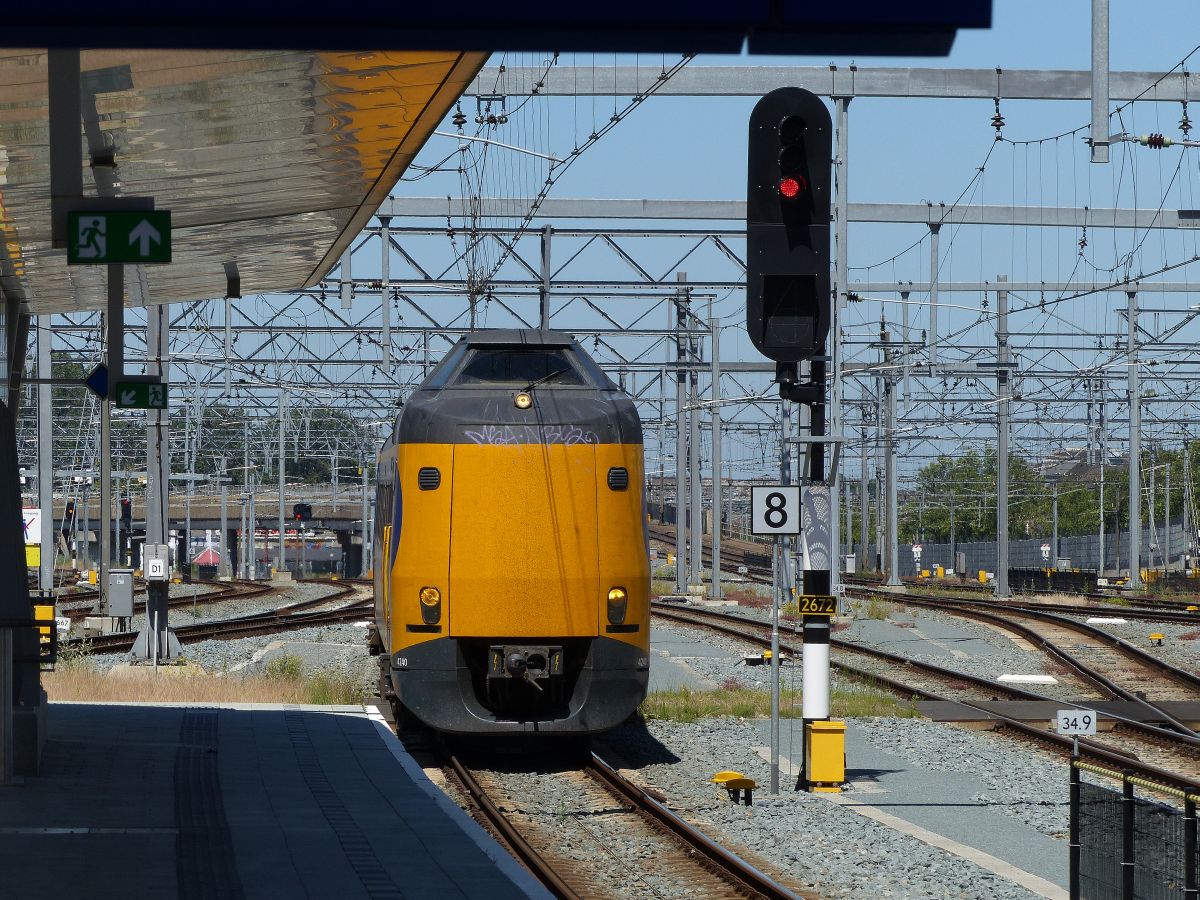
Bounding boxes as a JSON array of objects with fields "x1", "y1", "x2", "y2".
[
  {"x1": 751, "y1": 485, "x2": 801, "y2": 535},
  {"x1": 1056, "y1": 709, "x2": 1097, "y2": 736}
]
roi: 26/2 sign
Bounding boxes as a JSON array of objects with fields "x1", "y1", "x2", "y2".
[{"x1": 751, "y1": 485, "x2": 800, "y2": 535}]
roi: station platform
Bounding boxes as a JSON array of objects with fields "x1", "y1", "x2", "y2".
[{"x1": 0, "y1": 702, "x2": 548, "y2": 900}]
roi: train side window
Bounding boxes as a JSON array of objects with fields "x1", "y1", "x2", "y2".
[
  {"x1": 453, "y1": 349, "x2": 585, "y2": 387},
  {"x1": 421, "y1": 342, "x2": 470, "y2": 389},
  {"x1": 570, "y1": 348, "x2": 619, "y2": 390}
]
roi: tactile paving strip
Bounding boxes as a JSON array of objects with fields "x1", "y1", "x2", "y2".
[
  {"x1": 175, "y1": 710, "x2": 245, "y2": 899},
  {"x1": 283, "y1": 710, "x2": 403, "y2": 899}
]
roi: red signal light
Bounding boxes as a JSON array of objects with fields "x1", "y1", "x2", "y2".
[{"x1": 779, "y1": 176, "x2": 806, "y2": 199}]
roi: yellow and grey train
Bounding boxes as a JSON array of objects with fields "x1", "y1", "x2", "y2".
[{"x1": 369, "y1": 329, "x2": 650, "y2": 735}]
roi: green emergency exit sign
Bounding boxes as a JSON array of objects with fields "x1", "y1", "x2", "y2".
[
  {"x1": 67, "y1": 211, "x2": 172, "y2": 264},
  {"x1": 114, "y1": 381, "x2": 169, "y2": 410}
]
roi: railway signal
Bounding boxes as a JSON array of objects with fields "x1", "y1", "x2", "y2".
[{"x1": 745, "y1": 87, "x2": 832, "y2": 363}]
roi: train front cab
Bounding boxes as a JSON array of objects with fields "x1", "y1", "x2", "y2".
[{"x1": 377, "y1": 332, "x2": 650, "y2": 735}]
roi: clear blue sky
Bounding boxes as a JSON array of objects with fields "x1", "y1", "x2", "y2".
[{"x1": 394, "y1": 1, "x2": 1200, "y2": 476}]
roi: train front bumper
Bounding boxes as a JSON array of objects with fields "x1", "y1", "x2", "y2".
[{"x1": 390, "y1": 635, "x2": 648, "y2": 735}]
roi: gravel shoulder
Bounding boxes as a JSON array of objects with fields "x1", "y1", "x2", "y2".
[{"x1": 638, "y1": 620, "x2": 1070, "y2": 898}]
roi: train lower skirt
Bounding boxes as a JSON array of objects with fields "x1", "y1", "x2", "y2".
[{"x1": 383, "y1": 636, "x2": 648, "y2": 735}]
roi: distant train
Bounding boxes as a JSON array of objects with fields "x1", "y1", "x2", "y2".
[{"x1": 369, "y1": 329, "x2": 650, "y2": 735}]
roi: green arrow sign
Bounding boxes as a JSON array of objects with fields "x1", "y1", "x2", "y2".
[
  {"x1": 114, "y1": 381, "x2": 169, "y2": 410},
  {"x1": 67, "y1": 211, "x2": 172, "y2": 264}
]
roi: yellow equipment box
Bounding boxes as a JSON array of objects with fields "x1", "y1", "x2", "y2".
[
  {"x1": 805, "y1": 720, "x2": 846, "y2": 792},
  {"x1": 34, "y1": 602, "x2": 54, "y2": 646}
]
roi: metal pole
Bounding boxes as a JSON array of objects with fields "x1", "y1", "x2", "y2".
[
  {"x1": 278, "y1": 388, "x2": 286, "y2": 576},
  {"x1": 224, "y1": 298, "x2": 232, "y2": 395},
  {"x1": 361, "y1": 457, "x2": 370, "y2": 576},
  {"x1": 709, "y1": 300, "x2": 722, "y2": 599},
  {"x1": 781, "y1": 393, "x2": 793, "y2": 601},
  {"x1": 1069, "y1": 750, "x2": 1081, "y2": 900},
  {"x1": 928, "y1": 224, "x2": 941, "y2": 364},
  {"x1": 99, "y1": 265, "x2": 123, "y2": 610},
  {"x1": 1091, "y1": 0, "x2": 1111, "y2": 164},
  {"x1": 1149, "y1": 459, "x2": 1157, "y2": 569},
  {"x1": 674, "y1": 273, "x2": 687, "y2": 594},
  {"x1": 37, "y1": 318, "x2": 54, "y2": 591},
  {"x1": 1186, "y1": 440, "x2": 1193, "y2": 569},
  {"x1": 859, "y1": 417, "x2": 868, "y2": 571},
  {"x1": 144, "y1": 302, "x2": 170, "y2": 661},
  {"x1": 243, "y1": 420, "x2": 252, "y2": 579},
  {"x1": 539, "y1": 225, "x2": 553, "y2": 330},
  {"x1": 689, "y1": 310, "x2": 702, "y2": 590},
  {"x1": 883, "y1": 334, "x2": 900, "y2": 586},
  {"x1": 996, "y1": 275, "x2": 1011, "y2": 599},
  {"x1": 219, "y1": 457, "x2": 229, "y2": 577},
  {"x1": 380, "y1": 217, "x2": 391, "y2": 370},
  {"x1": 1100, "y1": 396, "x2": 1107, "y2": 573},
  {"x1": 1052, "y1": 481, "x2": 1060, "y2": 565},
  {"x1": 800, "y1": 351, "x2": 833, "y2": 792},
  {"x1": 949, "y1": 502, "x2": 956, "y2": 570},
  {"x1": 830, "y1": 95, "x2": 849, "y2": 596},
  {"x1": 1128, "y1": 290, "x2": 1142, "y2": 589},
  {"x1": 657, "y1": 398, "x2": 665, "y2": 524},
  {"x1": 1166, "y1": 466, "x2": 1171, "y2": 570},
  {"x1": 769, "y1": 536, "x2": 780, "y2": 795}
]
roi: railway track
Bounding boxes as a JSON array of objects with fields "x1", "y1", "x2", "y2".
[
  {"x1": 647, "y1": 523, "x2": 773, "y2": 583},
  {"x1": 847, "y1": 573, "x2": 1200, "y2": 616},
  {"x1": 843, "y1": 587, "x2": 1200, "y2": 733},
  {"x1": 78, "y1": 579, "x2": 370, "y2": 654},
  {"x1": 446, "y1": 749, "x2": 799, "y2": 900},
  {"x1": 59, "y1": 578, "x2": 279, "y2": 621},
  {"x1": 651, "y1": 601, "x2": 1200, "y2": 792}
]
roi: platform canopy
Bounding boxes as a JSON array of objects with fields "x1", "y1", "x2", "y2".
[{"x1": 0, "y1": 49, "x2": 486, "y2": 313}]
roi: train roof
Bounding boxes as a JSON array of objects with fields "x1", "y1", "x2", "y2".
[{"x1": 462, "y1": 329, "x2": 575, "y2": 348}]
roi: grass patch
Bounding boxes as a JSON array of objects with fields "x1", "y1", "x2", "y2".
[
  {"x1": 44, "y1": 650, "x2": 368, "y2": 706},
  {"x1": 639, "y1": 681, "x2": 919, "y2": 723},
  {"x1": 651, "y1": 579, "x2": 678, "y2": 597},
  {"x1": 865, "y1": 596, "x2": 898, "y2": 620}
]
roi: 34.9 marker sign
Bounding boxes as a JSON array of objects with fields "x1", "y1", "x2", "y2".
[
  {"x1": 1056, "y1": 709, "x2": 1098, "y2": 736},
  {"x1": 751, "y1": 485, "x2": 801, "y2": 535}
]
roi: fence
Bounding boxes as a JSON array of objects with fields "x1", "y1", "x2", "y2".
[{"x1": 1071, "y1": 759, "x2": 1198, "y2": 899}]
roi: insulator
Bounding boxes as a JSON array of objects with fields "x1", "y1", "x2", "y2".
[
  {"x1": 1140, "y1": 133, "x2": 1173, "y2": 149},
  {"x1": 1181, "y1": 111, "x2": 1192, "y2": 137},
  {"x1": 452, "y1": 108, "x2": 466, "y2": 128}
]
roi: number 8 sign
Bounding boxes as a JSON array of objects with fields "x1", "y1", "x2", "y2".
[{"x1": 751, "y1": 486, "x2": 801, "y2": 535}]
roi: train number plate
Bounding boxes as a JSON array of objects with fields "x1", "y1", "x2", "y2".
[{"x1": 796, "y1": 595, "x2": 838, "y2": 616}]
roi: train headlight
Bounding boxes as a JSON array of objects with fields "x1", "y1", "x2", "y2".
[
  {"x1": 514, "y1": 391, "x2": 533, "y2": 409},
  {"x1": 419, "y1": 586, "x2": 442, "y2": 625},
  {"x1": 607, "y1": 587, "x2": 628, "y2": 625}
]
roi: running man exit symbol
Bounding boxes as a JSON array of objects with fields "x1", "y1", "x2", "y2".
[
  {"x1": 67, "y1": 211, "x2": 171, "y2": 264},
  {"x1": 76, "y1": 216, "x2": 106, "y2": 259}
]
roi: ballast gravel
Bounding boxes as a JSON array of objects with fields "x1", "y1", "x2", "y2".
[
  {"x1": 596, "y1": 717, "x2": 1060, "y2": 900},
  {"x1": 1063, "y1": 614, "x2": 1200, "y2": 674},
  {"x1": 87, "y1": 582, "x2": 374, "y2": 686},
  {"x1": 715, "y1": 597, "x2": 1098, "y2": 702}
]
